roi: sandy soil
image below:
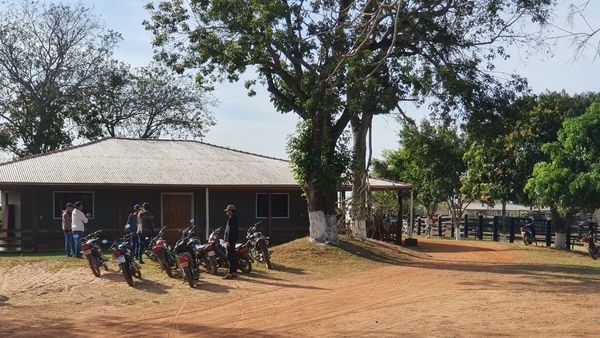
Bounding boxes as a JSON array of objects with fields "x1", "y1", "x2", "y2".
[{"x1": 1, "y1": 239, "x2": 599, "y2": 337}]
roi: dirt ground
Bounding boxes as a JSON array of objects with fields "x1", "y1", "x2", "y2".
[{"x1": 1, "y1": 238, "x2": 599, "y2": 337}]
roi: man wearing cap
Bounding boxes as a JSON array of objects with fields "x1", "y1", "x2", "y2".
[
  {"x1": 127, "y1": 204, "x2": 141, "y2": 259},
  {"x1": 62, "y1": 203, "x2": 75, "y2": 257},
  {"x1": 223, "y1": 204, "x2": 239, "y2": 279}
]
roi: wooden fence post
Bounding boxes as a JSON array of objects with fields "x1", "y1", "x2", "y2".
[
  {"x1": 463, "y1": 214, "x2": 468, "y2": 239},
  {"x1": 509, "y1": 218, "x2": 515, "y2": 243},
  {"x1": 493, "y1": 216, "x2": 499, "y2": 242},
  {"x1": 396, "y1": 191, "x2": 402, "y2": 245},
  {"x1": 438, "y1": 215, "x2": 443, "y2": 237},
  {"x1": 478, "y1": 215, "x2": 484, "y2": 240},
  {"x1": 545, "y1": 220, "x2": 552, "y2": 247}
]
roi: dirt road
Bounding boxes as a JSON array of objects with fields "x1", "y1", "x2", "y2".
[{"x1": 1, "y1": 239, "x2": 599, "y2": 337}]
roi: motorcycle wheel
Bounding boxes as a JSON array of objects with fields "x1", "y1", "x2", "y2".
[
  {"x1": 183, "y1": 266, "x2": 194, "y2": 288},
  {"x1": 523, "y1": 235, "x2": 532, "y2": 246},
  {"x1": 120, "y1": 262, "x2": 134, "y2": 287},
  {"x1": 589, "y1": 242, "x2": 599, "y2": 260},
  {"x1": 132, "y1": 262, "x2": 142, "y2": 279},
  {"x1": 159, "y1": 252, "x2": 174, "y2": 278},
  {"x1": 87, "y1": 254, "x2": 101, "y2": 277},
  {"x1": 238, "y1": 256, "x2": 252, "y2": 274},
  {"x1": 207, "y1": 257, "x2": 218, "y2": 275},
  {"x1": 261, "y1": 246, "x2": 272, "y2": 270}
]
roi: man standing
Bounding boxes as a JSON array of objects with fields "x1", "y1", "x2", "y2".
[
  {"x1": 127, "y1": 204, "x2": 141, "y2": 258},
  {"x1": 62, "y1": 203, "x2": 75, "y2": 257},
  {"x1": 71, "y1": 201, "x2": 88, "y2": 258},
  {"x1": 136, "y1": 202, "x2": 155, "y2": 264},
  {"x1": 223, "y1": 204, "x2": 239, "y2": 279}
]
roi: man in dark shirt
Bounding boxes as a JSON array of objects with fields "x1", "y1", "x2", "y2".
[
  {"x1": 223, "y1": 204, "x2": 239, "y2": 279},
  {"x1": 136, "y1": 202, "x2": 155, "y2": 264},
  {"x1": 62, "y1": 203, "x2": 74, "y2": 257},
  {"x1": 127, "y1": 204, "x2": 141, "y2": 259}
]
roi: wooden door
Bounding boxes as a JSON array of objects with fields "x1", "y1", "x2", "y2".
[{"x1": 162, "y1": 193, "x2": 193, "y2": 242}]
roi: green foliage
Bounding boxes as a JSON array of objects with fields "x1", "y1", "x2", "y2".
[
  {"x1": 464, "y1": 91, "x2": 598, "y2": 206},
  {"x1": 526, "y1": 100, "x2": 600, "y2": 214},
  {"x1": 0, "y1": 1, "x2": 120, "y2": 157},
  {"x1": 373, "y1": 120, "x2": 466, "y2": 215},
  {"x1": 287, "y1": 120, "x2": 351, "y2": 195},
  {"x1": 73, "y1": 62, "x2": 215, "y2": 140}
]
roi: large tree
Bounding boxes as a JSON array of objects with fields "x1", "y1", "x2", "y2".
[
  {"x1": 526, "y1": 99, "x2": 600, "y2": 249},
  {"x1": 0, "y1": 1, "x2": 120, "y2": 157},
  {"x1": 375, "y1": 120, "x2": 468, "y2": 239},
  {"x1": 74, "y1": 62, "x2": 214, "y2": 140},
  {"x1": 464, "y1": 91, "x2": 597, "y2": 248},
  {"x1": 144, "y1": 0, "x2": 554, "y2": 243}
]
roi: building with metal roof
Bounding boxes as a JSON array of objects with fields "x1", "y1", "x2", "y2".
[{"x1": 0, "y1": 138, "x2": 411, "y2": 251}]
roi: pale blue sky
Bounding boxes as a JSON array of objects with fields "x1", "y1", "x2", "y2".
[{"x1": 24, "y1": 1, "x2": 600, "y2": 158}]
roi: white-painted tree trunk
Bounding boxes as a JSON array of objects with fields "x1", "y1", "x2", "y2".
[
  {"x1": 554, "y1": 232, "x2": 567, "y2": 250},
  {"x1": 350, "y1": 218, "x2": 367, "y2": 241},
  {"x1": 309, "y1": 210, "x2": 339, "y2": 244}
]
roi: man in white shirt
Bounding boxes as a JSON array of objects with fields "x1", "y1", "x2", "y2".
[{"x1": 71, "y1": 201, "x2": 89, "y2": 258}]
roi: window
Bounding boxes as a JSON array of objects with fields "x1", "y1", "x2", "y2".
[
  {"x1": 256, "y1": 193, "x2": 289, "y2": 219},
  {"x1": 53, "y1": 191, "x2": 94, "y2": 219}
]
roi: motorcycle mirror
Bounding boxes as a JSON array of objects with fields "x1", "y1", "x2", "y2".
[
  {"x1": 86, "y1": 212, "x2": 92, "y2": 218},
  {"x1": 190, "y1": 218, "x2": 195, "y2": 225},
  {"x1": 145, "y1": 237, "x2": 150, "y2": 240},
  {"x1": 101, "y1": 239, "x2": 109, "y2": 244},
  {"x1": 125, "y1": 224, "x2": 131, "y2": 230}
]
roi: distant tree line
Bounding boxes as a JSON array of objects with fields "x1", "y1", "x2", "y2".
[{"x1": 373, "y1": 91, "x2": 600, "y2": 249}]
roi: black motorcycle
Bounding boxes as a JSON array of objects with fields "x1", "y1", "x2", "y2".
[
  {"x1": 208, "y1": 226, "x2": 252, "y2": 274},
  {"x1": 520, "y1": 221, "x2": 537, "y2": 246},
  {"x1": 109, "y1": 231, "x2": 142, "y2": 287},
  {"x1": 81, "y1": 230, "x2": 109, "y2": 277},
  {"x1": 173, "y1": 221, "x2": 201, "y2": 288},
  {"x1": 145, "y1": 226, "x2": 178, "y2": 278},
  {"x1": 582, "y1": 222, "x2": 598, "y2": 260},
  {"x1": 246, "y1": 221, "x2": 272, "y2": 269}
]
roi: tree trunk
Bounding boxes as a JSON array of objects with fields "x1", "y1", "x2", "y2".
[
  {"x1": 305, "y1": 182, "x2": 339, "y2": 244},
  {"x1": 550, "y1": 206, "x2": 568, "y2": 250},
  {"x1": 349, "y1": 113, "x2": 373, "y2": 240}
]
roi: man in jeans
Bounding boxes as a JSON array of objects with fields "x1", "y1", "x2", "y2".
[
  {"x1": 62, "y1": 203, "x2": 75, "y2": 257},
  {"x1": 127, "y1": 204, "x2": 141, "y2": 259},
  {"x1": 71, "y1": 201, "x2": 89, "y2": 258},
  {"x1": 223, "y1": 204, "x2": 239, "y2": 279},
  {"x1": 136, "y1": 202, "x2": 154, "y2": 264}
]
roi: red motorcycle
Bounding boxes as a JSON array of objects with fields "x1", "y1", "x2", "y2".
[{"x1": 146, "y1": 226, "x2": 177, "y2": 278}]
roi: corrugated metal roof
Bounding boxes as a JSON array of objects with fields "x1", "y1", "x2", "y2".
[{"x1": 0, "y1": 138, "x2": 412, "y2": 190}]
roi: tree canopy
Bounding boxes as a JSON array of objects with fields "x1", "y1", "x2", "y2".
[{"x1": 0, "y1": 1, "x2": 119, "y2": 156}]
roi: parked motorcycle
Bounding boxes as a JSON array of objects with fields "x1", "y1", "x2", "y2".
[
  {"x1": 195, "y1": 232, "x2": 219, "y2": 275},
  {"x1": 109, "y1": 229, "x2": 142, "y2": 287},
  {"x1": 208, "y1": 226, "x2": 253, "y2": 274},
  {"x1": 520, "y1": 220, "x2": 537, "y2": 246},
  {"x1": 173, "y1": 220, "x2": 201, "y2": 288},
  {"x1": 81, "y1": 230, "x2": 109, "y2": 277},
  {"x1": 146, "y1": 226, "x2": 177, "y2": 278},
  {"x1": 582, "y1": 222, "x2": 598, "y2": 260},
  {"x1": 246, "y1": 221, "x2": 272, "y2": 269}
]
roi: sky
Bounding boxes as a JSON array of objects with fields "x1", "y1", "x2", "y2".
[{"x1": 23, "y1": 1, "x2": 600, "y2": 159}]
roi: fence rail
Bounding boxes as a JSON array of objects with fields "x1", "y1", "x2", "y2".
[{"x1": 377, "y1": 215, "x2": 588, "y2": 250}]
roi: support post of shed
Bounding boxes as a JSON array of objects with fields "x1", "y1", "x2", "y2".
[
  {"x1": 267, "y1": 192, "x2": 272, "y2": 238},
  {"x1": 205, "y1": 188, "x2": 210, "y2": 241},
  {"x1": 396, "y1": 191, "x2": 402, "y2": 245},
  {"x1": 409, "y1": 189, "x2": 414, "y2": 237}
]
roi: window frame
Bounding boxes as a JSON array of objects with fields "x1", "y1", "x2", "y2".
[
  {"x1": 255, "y1": 193, "x2": 290, "y2": 219},
  {"x1": 53, "y1": 191, "x2": 95, "y2": 220}
]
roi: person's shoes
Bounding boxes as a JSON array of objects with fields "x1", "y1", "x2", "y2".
[
  {"x1": 139, "y1": 260, "x2": 145, "y2": 264},
  {"x1": 76, "y1": 255, "x2": 83, "y2": 259},
  {"x1": 223, "y1": 273, "x2": 237, "y2": 280}
]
